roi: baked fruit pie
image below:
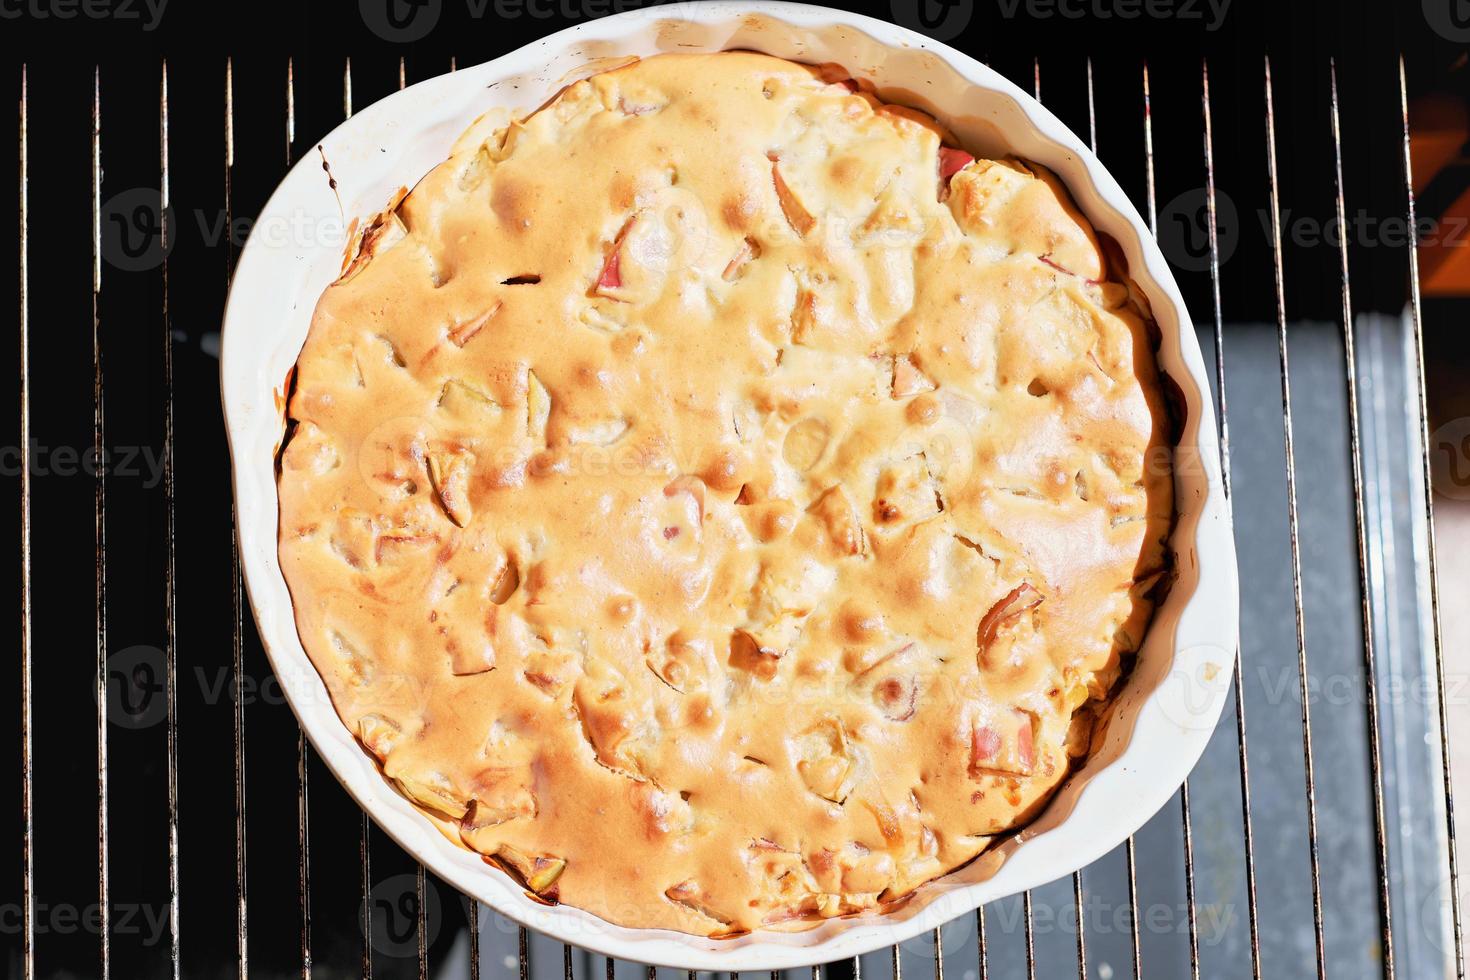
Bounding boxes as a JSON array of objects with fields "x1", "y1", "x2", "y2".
[{"x1": 277, "y1": 51, "x2": 1174, "y2": 936}]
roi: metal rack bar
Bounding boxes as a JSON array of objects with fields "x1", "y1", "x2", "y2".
[
  {"x1": 1398, "y1": 54, "x2": 1466, "y2": 980},
  {"x1": 160, "y1": 56, "x2": 183, "y2": 980},
  {"x1": 1073, "y1": 871, "x2": 1087, "y2": 980},
  {"x1": 287, "y1": 57, "x2": 296, "y2": 152},
  {"x1": 468, "y1": 858, "x2": 478, "y2": 976},
  {"x1": 90, "y1": 62, "x2": 110, "y2": 980},
  {"x1": 338, "y1": 57, "x2": 380, "y2": 980},
  {"x1": 410, "y1": 52, "x2": 487, "y2": 977},
  {"x1": 224, "y1": 55, "x2": 250, "y2": 980},
  {"x1": 1085, "y1": 57, "x2": 1097, "y2": 159},
  {"x1": 1021, "y1": 891, "x2": 1035, "y2": 980},
  {"x1": 1141, "y1": 63, "x2": 1158, "y2": 233},
  {"x1": 1077, "y1": 58, "x2": 1099, "y2": 980},
  {"x1": 362, "y1": 812, "x2": 373, "y2": 980},
  {"x1": 1023, "y1": 56, "x2": 1037, "y2": 978},
  {"x1": 1140, "y1": 58, "x2": 1201, "y2": 980},
  {"x1": 17, "y1": 58, "x2": 33, "y2": 980},
  {"x1": 465, "y1": 32, "x2": 480, "y2": 921},
  {"x1": 1261, "y1": 55, "x2": 1328, "y2": 980},
  {"x1": 1327, "y1": 59, "x2": 1395, "y2": 979},
  {"x1": 1099, "y1": 47, "x2": 1140, "y2": 975},
  {"x1": 282, "y1": 53, "x2": 314, "y2": 980},
  {"x1": 1200, "y1": 55, "x2": 1263, "y2": 980},
  {"x1": 417, "y1": 865, "x2": 428, "y2": 980},
  {"x1": 298, "y1": 727, "x2": 312, "y2": 980},
  {"x1": 974, "y1": 905, "x2": 987, "y2": 980},
  {"x1": 1078, "y1": 53, "x2": 1143, "y2": 979}
]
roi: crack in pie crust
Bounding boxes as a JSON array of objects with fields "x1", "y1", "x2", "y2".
[{"x1": 277, "y1": 51, "x2": 1174, "y2": 936}]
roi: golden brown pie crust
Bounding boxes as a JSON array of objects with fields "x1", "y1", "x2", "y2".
[{"x1": 277, "y1": 51, "x2": 1174, "y2": 936}]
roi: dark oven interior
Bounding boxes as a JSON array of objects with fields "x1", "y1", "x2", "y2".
[{"x1": 2, "y1": 0, "x2": 1468, "y2": 977}]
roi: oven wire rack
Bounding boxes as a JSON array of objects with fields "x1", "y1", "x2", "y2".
[{"x1": 12, "y1": 47, "x2": 1464, "y2": 980}]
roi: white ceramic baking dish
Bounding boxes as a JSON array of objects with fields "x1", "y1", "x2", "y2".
[{"x1": 221, "y1": 2, "x2": 1239, "y2": 969}]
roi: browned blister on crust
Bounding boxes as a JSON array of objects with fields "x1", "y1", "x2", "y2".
[{"x1": 278, "y1": 52, "x2": 1174, "y2": 936}]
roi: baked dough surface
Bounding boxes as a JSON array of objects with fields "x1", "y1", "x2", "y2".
[{"x1": 278, "y1": 51, "x2": 1173, "y2": 936}]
